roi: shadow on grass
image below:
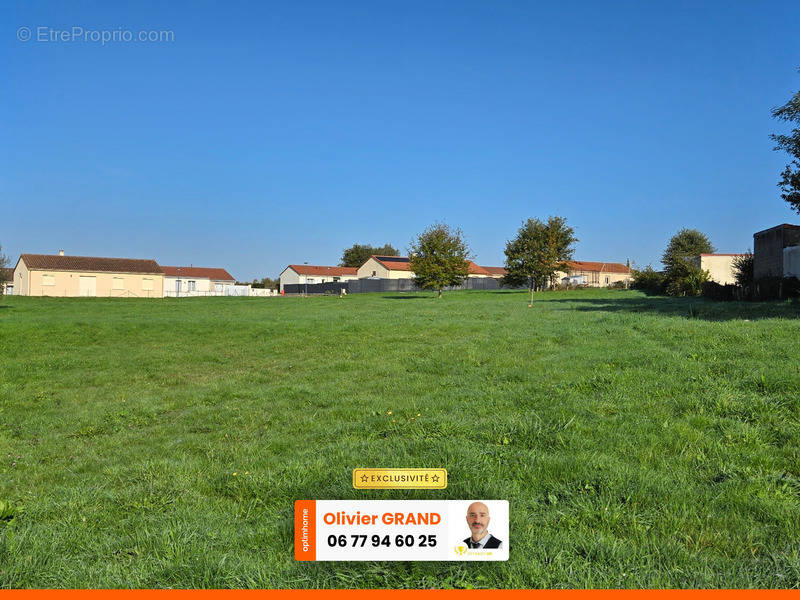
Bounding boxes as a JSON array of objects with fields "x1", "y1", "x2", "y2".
[
  {"x1": 381, "y1": 295, "x2": 426, "y2": 300},
  {"x1": 544, "y1": 294, "x2": 800, "y2": 321}
]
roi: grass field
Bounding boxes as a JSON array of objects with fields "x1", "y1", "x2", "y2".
[{"x1": 0, "y1": 289, "x2": 799, "y2": 588}]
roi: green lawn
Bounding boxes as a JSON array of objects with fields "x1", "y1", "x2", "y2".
[{"x1": 0, "y1": 289, "x2": 799, "y2": 588}]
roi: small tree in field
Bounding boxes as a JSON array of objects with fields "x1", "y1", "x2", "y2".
[
  {"x1": 408, "y1": 224, "x2": 471, "y2": 298},
  {"x1": 503, "y1": 216, "x2": 577, "y2": 305},
  {"x1": 732, "y1": 252, "x2": 754, "y2": 287},
  {"x1": 661, "y1": 228, "x2": 714, "y2": 296}
]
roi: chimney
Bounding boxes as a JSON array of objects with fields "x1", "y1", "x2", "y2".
[{"x1": 59, "y1": 250, "x2": 64, "y2": 256}]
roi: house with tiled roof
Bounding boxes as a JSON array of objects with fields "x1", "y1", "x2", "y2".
[
  {"x1": 279, "y1": 264, "x2": 359, "y2": 293},
  {"x1": 356, "y1": 255, "x2": 495, "y2": 280},
  {"x1": 556, "y1": 260, "x2": 632, "y2": 287},
  {"x1": 14, "y1": 252, "x2": 164, "y2": 297},
  {"x1": 481, "y1": 266, "x2": 507, "y2": 279},
  {"x1": 161, "y1": 265, "x2": 236, "y2": 297}
]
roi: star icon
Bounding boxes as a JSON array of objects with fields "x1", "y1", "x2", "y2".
[
  {"x1": 431, "y1": 474, "x2": 439, "y2": 482},
  {"x1": 360, "y1": 474, "x2": 369, "y2": 482}
]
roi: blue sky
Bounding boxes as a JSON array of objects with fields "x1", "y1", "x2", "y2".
[{"x1": 3, "y1": 1, "x2": 799, "y2": 280}]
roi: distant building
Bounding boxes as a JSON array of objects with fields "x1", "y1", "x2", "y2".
[
  {"x1": 1, "y1": 267, "x2": 13, "y2": 295},
  {"x1": 162, "y1": 266, "x2": 236, "y2": 297},
  {"x1": 481, "y1": 266, "x2": 507, "y2": 280},
  {"x1": 753, "y1": 223, "x2": 800, "y2": 279},
  {"x1": 356, "y1": 255, "x2": 495, "y2": 279},
  {"x1": 691, "y1": 254, "x2": 746, "y2": 285},
  {"x1": 13, "y1": 252, "x2": 164, "y2": 297},
  {"x1": 279, "y1": 264, "x2": 359, "y2": 293},
  {"x1": 556, "y1": 261, "x2": 632, "y2": 287}
]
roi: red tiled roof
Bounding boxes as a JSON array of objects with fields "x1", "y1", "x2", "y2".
[
  {"x1": 567, "y1": 260, "x2": 631, "y2": 274},
  {"x1": 161, "y1": 266, "x2": 235, "y2": 281},
  {"x1": 20, "y1": 254, "x2": 163, "y2": 274},
  {"x1": 466, "y1": 261, "x2": 492, "y2": 276},
  {"x1": 287, "y1": 264, "x2": 358, "y2": 276},
  {"x1": 481, "y1": 266, "x2": 507, "y2": 276}
]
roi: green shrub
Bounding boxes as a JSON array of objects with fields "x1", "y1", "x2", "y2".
[{"x1": 631, "y1": 266, "x2": 665, "y2": 294}]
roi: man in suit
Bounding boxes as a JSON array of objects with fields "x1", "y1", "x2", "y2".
[{"x1": 463, "y1": 501, "x2": 503, "y2": 549}]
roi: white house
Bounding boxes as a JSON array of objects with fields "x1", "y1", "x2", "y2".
[
  {"x1": 161, "y1": 266, "x2": 236, "y2": 297},
  {"x1": 279, "y1": 264, "x2": 359, "y2": 293}
]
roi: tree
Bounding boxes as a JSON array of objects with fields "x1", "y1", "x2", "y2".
[
  {"x1": 502, "y1": 216, "x2": 578, "y2": 304},
  {"x1": 339, "y1": 244, "x2": 399, "y2": 268},
  {"x1": 732, "y1": 252, "x2": 754, "y2": 288},
  {"x1": 631, "y1": 265, "x2": 665, "y2": 294},
  {"x1": 408, "y1": 223, "x2": 470, "y2": 298},
  {"x1": 250, "y1": 277, "x2": 280, "y2": 290},
  {"x1": 771, "y1": 74, "x2": 800, "y2": 213},
  {"x1": 661, "y1": 229, "x2": 714, "y2": 296}
]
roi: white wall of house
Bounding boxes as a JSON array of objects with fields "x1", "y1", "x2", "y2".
[
  {"x1": 697, "y1": 255, "x2": 742, "y2": 285},
  {"x1": 164, "y1": 276, "x2": 236, "y2": 296}
]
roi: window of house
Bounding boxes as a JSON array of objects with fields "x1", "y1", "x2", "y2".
[
  {"x1": 307, "y1": 278, "x2": 315, "y2": 284},
  {"x1": 333, "y1": 277, "x2": 340, "y2": 282},
  {"x1": 142, "y1": 278, "x2": 154, "y2": 291},
  {"x1": 113, "y1": 277, "x2": 124, "y2": 290},
  {"x1": 42, "y1": 274, "x2": 55, "y2": 286},
  {"x1": 372, "y1": 271, "x2": 376, "y2": 277},
  {"x1": 188, "y1": 280, "x2": 196, "y2": 291},
  {"x1": 605, "y1": 276, "x2": 609, "y2": 284}
]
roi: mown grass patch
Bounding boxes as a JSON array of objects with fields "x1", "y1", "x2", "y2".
[{"x1": 0, "y1": 290, "x2": 799, "y2": 588}]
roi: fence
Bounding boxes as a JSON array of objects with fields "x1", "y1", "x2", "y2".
[
  {"x1": 164, "y1": 285, "x2": 278, "y2": 298},
  {"x1": 283, "y1": 277, "x2": 501, "y2": 295}
]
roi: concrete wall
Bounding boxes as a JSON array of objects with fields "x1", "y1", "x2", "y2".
[
  {"x1": 784, "y1": 246, "x2": 800, "y2": 278},
  {"x1": 754, "y1": 225, "x2": 800, "y2": 279},
  {"x1": 17, "y1": 264, "x2": 164, "y2": 297},
  {"x1": 698, "y1": 255, "x2": 742, "y2": 285}
]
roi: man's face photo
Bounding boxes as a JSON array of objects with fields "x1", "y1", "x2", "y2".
[{"x1": 466, "y1": 502, "x2": 490, "y2": 538}]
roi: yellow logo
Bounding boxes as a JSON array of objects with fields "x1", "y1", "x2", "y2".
[
  {"x1": 454, "y1": 545, "x2": 467, "y2": 556},
  {"x1": 353, "y1": 468, "x2": 447, "y2": 489}
]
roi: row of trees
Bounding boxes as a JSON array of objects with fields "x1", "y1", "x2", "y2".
[{"x1": 409, "y1": 217, "x2": 577, "y2": 299}]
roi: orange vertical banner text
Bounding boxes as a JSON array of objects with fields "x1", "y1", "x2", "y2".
[{"x1": 294, "y1": 500, "x2": 316, "y2": 561}]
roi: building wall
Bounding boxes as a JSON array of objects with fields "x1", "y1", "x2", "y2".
[
  {"x1": 279, "y1": 269, "x2": 300, "y2": 293},
  {"x1": 14, "y1": 260, "x2": 30, "y2": 295},
  {"x1": 554, "y1": 268, "x2": 631, "y2": 287},
  {"x1": 784, "y1": 246, "x2": 800, "y2": 278},
  {"x1": 754, "y1": 225, "x2": 800, "y2": 279},
  {"x1": 165, "y1": 275, "x2": 212, "y2": 294},
  {"x1": 356, "y1": 258, "x2": 414, "y2": 279},
  {"x1": 20, "y1": 267, "x2": 164, "y2": 297},
  {"x1": 698, "y1": 255, "x2": 741, "y2": 285}
]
